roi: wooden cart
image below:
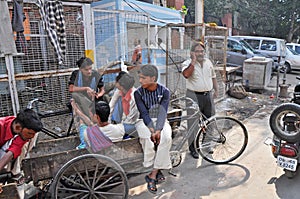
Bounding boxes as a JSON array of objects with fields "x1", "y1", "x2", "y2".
[
  {"x1": 22, "y1": 136, "x2": 148, "y2": 198},
  {"x1": 21, "y1": 104, "x2": 183, "y2": 198}
]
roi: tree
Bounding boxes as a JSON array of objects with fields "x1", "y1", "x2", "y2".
[
  {"x1": 270, "y1": 0, "x2": 300, "y2": 42},
  {"x1": 185, "y1": 0, "x2": 300, "y2": 42}
]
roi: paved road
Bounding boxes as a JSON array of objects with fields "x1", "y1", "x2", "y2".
[{"x1": 127, "y1": 71, "x2": 300, "y2": 199}]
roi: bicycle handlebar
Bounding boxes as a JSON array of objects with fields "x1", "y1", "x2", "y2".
[
  {"x1": 170, "y1": 96, "x2": 199, "y2": 112},
  {"x1": 27, "y1": 98, "x2": 45, "y2": 109}
]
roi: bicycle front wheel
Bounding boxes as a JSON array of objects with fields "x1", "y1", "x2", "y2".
[{"x1": 195, "y1": 116, "x2": 248, "y2": 164}]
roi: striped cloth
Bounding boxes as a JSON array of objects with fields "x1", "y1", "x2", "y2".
[{"x1": 37, "y1": 0, "x2": 66, "y2": 65}]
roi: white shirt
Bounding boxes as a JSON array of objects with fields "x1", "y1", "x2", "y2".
[
  {"x1": 99, "y1": 124, "x2": 125, "y2": 142},
  {"x1": 182, "y1": 58, "x2": 216, "y2": 92}
]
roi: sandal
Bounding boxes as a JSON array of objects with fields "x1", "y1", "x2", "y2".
[
  {"x1": 156, "y1": 170, "x2": 165, "y2": 184},
  {"x1": 145, "y1": 175, "x2": 157, "y2": 194}
]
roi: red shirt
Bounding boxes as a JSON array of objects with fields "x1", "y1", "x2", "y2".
[
  {"x1": 121, "y1": 88, "x2": 132, "y2": 116},
  {"x1": 0, "y1": 116, "x2": 27, "y2": 159}
]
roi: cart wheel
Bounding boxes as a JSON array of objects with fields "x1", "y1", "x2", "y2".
[{"x1": 52, "y1": 154, "x2": 129, "y2": 199}]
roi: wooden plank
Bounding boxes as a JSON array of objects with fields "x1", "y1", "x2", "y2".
[
  {"x1": 23, "y1": 138, "x2": 144, "y2": 183},
  {"x1": 0, "y1": 183, "x2": 20, "y2": 199},
  {"x1": 30, "y1": 136, "x2": 81, "y2": 158},
  {"x1": 0, "y1": 0, "x2": 17, "y2": 55}
]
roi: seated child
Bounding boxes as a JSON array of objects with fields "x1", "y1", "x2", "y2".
[
  {"x1": 83, "y1": 101, "x2": 125, "y2": 151},
  {"x1": 109, "y1": 71, "x2": 139, "y2": 137}
]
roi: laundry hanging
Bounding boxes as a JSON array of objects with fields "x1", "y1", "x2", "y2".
[
  {"x1": 12, "y1": 0, "x2": 27, "y2": 54},
  {"x1": 37, "y1": 0, "x2": 66, "y2": 65}
]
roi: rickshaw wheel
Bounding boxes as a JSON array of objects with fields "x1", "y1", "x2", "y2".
[{"x1": 52, "y1": 154, "x2": 129, "y2": 199}]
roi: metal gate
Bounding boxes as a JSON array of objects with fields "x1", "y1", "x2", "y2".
[{"x1": 0, "y1": 2, "x2": 85, "y2": 117}]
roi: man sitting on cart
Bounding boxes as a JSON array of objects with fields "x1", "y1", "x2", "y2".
[
  {"x1": 109, "y1": 71, "x2": 140, "y2": 138},
  {"x1": 134, "y1": 64, "x2": 172, "y2": 194},
  {"x1": 68, "y1": 57, "x2": 105, "y2": 149},
  {"x1": 0, "y1": 109, "x2": 43, "y2": 180}
]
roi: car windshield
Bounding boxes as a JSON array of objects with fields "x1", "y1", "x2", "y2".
[{"x1": 287, "y1": 46, "x2": 299, "y2": 55}]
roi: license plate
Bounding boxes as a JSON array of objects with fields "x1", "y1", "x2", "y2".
[{"x1": 277, "y1": 155, "x2": 298, "y2": 171}]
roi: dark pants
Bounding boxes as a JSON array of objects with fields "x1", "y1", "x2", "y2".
[{"x1": 186, "y1": 89, "x2": 215, "y2": 152}]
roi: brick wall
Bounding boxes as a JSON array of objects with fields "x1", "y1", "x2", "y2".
[{"x1": 167, "y1": 0, "x2": 184, "y2": 9}]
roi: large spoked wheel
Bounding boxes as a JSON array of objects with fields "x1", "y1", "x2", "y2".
[
  {"x1": 194, "y1": 116, "x2": 248, "y2": 164},
  {"x1": 52, "y1": 154, "x2": 129, "y2": 199},
  {"x1": 269, "y1": 103, "x2": 300, "y2": 143}
]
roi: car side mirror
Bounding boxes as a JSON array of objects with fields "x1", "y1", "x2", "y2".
[{"x1": 241, "y1": 49, "x2": 247, "y2": 54}]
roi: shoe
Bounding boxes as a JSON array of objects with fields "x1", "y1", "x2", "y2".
[
  {"x1": 190, "y1": 151, "x2": 199, "y2": 159},
  {"x1": 76, "y1": 143, "x2": 86, "y2": 149},
  {"x1": 145, "y1": 175, "x2": 157, "y2": 194},
  {"x1": 156, "y1": 170, "x2": 165, "y2": 184}
]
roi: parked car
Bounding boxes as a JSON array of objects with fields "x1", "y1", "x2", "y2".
[
  {"x1": 231, "y1": 36, "x2": 286, "y2": 70},
  {"x1": 284, "y1": 46, "x2": 300, "y2": 73},
  {"x1": 226, "y1": 36, "x2": 266, "y2": 73},
  {"x1": 286, "y1": 43, "x2": 300, "y2": 54}
]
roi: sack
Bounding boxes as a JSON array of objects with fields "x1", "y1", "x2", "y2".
[
  {"x1": 86, "y1": 126, "x2": 113, "y2": 152},
  {"x1": 228, "y1": 85, "x2": 248, "y2": 99}
]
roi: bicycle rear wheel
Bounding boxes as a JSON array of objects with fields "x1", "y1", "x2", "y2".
[{"x1": 195, "y1": 116, "x2": 248, "y2": 164}]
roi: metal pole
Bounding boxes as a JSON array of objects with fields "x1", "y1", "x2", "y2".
[
  {"x1": 5, "y1": 55, "x2": 20, "y2": 115},
  {"x1": 195, "y1": 0, "x2": 204, "y2": 24}
]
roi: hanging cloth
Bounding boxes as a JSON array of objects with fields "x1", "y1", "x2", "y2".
[
  {"x1": 37, "y1": 0, "x2": 66, "y2": 65},
  {"x1": 12, "y1": 0, "x2": 27, "y2": 53}
]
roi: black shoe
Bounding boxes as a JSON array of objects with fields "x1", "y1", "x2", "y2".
[{"x1": 190, "y1": 151, "x2": 199, "y2": 159}]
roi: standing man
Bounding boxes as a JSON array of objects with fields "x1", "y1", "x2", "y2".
[
  {"x1": 134, "y1": 64, "x2": 172, "y2": 194},
  {"x1": 69, "y1": 57, "x2": 105, "y2": 149},
  {"x1": 182, "y1": 41, "x2": 218, "y2": 159},
  {"x1": 131, "y1": 39, "x2": 142, "y2": 65}
]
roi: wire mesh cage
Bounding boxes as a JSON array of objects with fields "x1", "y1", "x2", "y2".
[
  {"x1": 164, "y1": 23, "x2": 228, "y2": 100},
  {"x1": 0, "y1": 3, "x2": 85, "y2": 118}
]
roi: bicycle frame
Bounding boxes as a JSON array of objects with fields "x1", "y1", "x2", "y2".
[
  {"x1": 168, "y1": 97, "x2": 207, "y2": 152},
  {"x1": 27, "y1": 98, "x2": 76, "y2": 139}
]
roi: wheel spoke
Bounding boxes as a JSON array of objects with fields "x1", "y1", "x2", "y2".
[
  {"x1": 54, "y1": 154, "x2": 129, "y2": 199},
  {"x1": 95, "y1": 166, "x2": 109, "y2": 186},
  {"x1": 95, "y1": 171, "x2": 122, "y2": 190},
  {"x1": 72, "y1": 166, "x2": 93, "y2": 191},
  {"x1": 196, "y1": 116, "x2": 248, "y2": 163}
]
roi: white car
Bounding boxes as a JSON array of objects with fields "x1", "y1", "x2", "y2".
[
  {"x1": 285, "y1": 46, "x2": 300, "y2": 73},
  {"x1": 286, "y1": 43, "x2": 300, "y2": 54}
]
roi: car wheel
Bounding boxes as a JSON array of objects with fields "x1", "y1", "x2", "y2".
[{"x1": 284, "y1": 62, "x2": 292, "y2": 73}]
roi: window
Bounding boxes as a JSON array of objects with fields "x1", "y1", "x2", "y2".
[
  {"x1": 295, "y1": 46, "x2": 300, "y2": 54},
  {"x1": 261, "y1": 40, "x2": 276, "y2": 51},
  {"x1": 244, "y1": 39, "x2": 260, "y2": 50},
  {"x1": 228, "y1": 40, "x2": 242, "y2": 52}
]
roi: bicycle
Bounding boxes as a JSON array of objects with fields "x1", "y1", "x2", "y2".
[
  {"x1": 169, "y1": 96, "x2": 248, "y2": 165},
  {"x1": 27, "y1": 98, "x2": 76, "y2": 139}
]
